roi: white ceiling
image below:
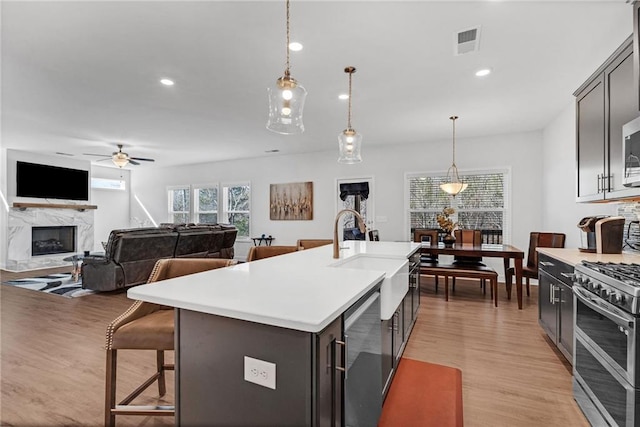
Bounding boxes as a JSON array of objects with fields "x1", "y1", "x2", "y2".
[{"x1": 1, "y1": 0, "x2": 634, "y2": 169}]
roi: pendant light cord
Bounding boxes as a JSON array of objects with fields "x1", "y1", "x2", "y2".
[
  {"x1": 285, "y1": 0, "x2": 291, "y2": 77},
  {"x1": 347, "y1": 71, "x2": 353, "y2": 129},
  {"x1": 450, "y1": 115, "x2": 457, "y2": 166}
]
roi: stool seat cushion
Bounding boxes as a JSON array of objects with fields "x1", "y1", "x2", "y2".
[{"x1": 111, "y1": 309, "x2": 174, "y2": 350}]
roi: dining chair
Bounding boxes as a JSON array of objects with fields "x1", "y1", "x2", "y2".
[
  {"x1": 505, "y1": 232, "x2": 566, "y2": 297},
  {"x1": 368, "y1": 229, "x2": 380, "y2": 241},
  {"x1": 246, "y1": 245, "x2": 299, "y2": 261},
  {"x1": 296, "y1": 239, "x2": 333, "y2": 250},
  {"x1": 414, "y1": 229, "x2": 441, "y2": 291},
  {"x1": 105, "y1": 257, "x2": 237, "y2": 427}
]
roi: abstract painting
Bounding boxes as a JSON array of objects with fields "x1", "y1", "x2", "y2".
[{"x1": 270, "y1": 182, "x2": 313, "y2": 220}]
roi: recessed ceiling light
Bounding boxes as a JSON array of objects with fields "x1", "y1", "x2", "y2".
[
  {"x1": 289, "y1": 42, "x2": 303, "y2": 51},
  {"x1": 160, "y1": 78, "x2": 175, "y2": 86},
  {"x1": 338, "y1": 94, "x2": 349, "y2": 100},
  {"x1": 475, "y1": 68, "x2": 491, "y2": 77}
]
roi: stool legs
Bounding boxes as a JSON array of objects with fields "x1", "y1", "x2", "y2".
[{"x1": 105, "y1": 349, "x2": 117, "y2": 427}]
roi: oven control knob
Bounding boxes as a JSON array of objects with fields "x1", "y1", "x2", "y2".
[
  {"x1": 600, "y1": 288, "x2": 609, "y2": 298},
  {"x1": 611, "y1": 293, "x2": 625, "y2": 304}
]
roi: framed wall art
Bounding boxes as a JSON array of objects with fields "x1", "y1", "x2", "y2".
[{"x1": 270, "y1": 181, "x2": 313, "y2": 220}]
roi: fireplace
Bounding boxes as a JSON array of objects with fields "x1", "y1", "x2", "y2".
[{"x1": 32, "y1": 226, "x2": 76, "y2": 256}]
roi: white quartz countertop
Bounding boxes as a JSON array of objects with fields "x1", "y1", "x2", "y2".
[
  {"x1": 537, "y1": 247, "x2": 640, "y2": 266},
  {"x1": 128, "y1": 241, "x2": 420, "y2": 333}
]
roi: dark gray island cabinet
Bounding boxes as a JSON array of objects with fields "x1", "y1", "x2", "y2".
[
  {"x1": 128, "y1": 241, "x2": 420, "y2": 427},
  {"x1": 176, "y1": 284, "x2": 382, "y2": 427}
]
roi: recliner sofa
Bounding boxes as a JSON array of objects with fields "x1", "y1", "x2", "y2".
[{"x1": 81, "y1": 224, "x2": 237, "y2": 291}]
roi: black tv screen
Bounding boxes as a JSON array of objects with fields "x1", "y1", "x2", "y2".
[{"x1": 16, "y1": 161, "x2": 89, "y2": 201}]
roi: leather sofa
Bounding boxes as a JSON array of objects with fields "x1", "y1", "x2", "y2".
[{"x1": 81, "y1": 224, "x2": 237, "y2": 291}]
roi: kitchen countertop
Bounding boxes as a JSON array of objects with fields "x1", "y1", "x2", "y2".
[
  {"x1": 128, "y1": 240, "x2": 420, "y2": 333},
  {"x1": 537, "y1": 247, "x2": 640, "y2": 266}
]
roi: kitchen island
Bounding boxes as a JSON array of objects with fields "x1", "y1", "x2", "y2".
[{"x1": 128, "y1": 240, "x2": 420, "y2": 426}]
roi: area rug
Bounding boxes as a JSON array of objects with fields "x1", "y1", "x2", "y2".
[
  {"x1": 2, "y1": 273, "x2": 95, "y2": 298},
  {"x1": 378, "y1": 358, "x2": 464, "y2": 427}
]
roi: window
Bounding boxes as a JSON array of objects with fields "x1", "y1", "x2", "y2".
[
  {"x1": 408, "y1": 170, "x2": 508, "y2": 243},
  {"x1": 222, "y1": 183, "x2": 250, "y2": 239},
  {"x1": 168, "y1": 186, "x2": 190, "y2": 224},
  {"x1": 91, "y1": 177, "x2": 126, "y2": 190},
  {"x1": 194, "y1": 185, "x2": 218, "y2": 224}
]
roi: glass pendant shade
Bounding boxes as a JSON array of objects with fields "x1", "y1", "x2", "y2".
[
  {"x1": 338, "y1": 129, "x2": 363, "y2": 164},
  {"x1": 266, "y1": 75, "x2": 307, "y2": 134}
]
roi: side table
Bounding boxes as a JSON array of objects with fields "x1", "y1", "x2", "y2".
[{"x1": 251, "y1": 236, "x2": 274, "y2": 246}]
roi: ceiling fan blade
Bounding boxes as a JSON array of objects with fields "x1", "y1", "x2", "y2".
[
  {"x1": 130, "y1": 157, "x2": 155, "y2": 162},
  {"x1": 128, "y1": 159, "x2": 141, "y2": 165},
  {"x1": 83, "y1": 153, "x2": 111, "y2": 158},
  {"x1": 95, "y1": 158, "x2": 112, "y2": 163}
]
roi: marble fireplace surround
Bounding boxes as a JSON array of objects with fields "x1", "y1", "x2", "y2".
[{"x1": 7, "y1": 206, "x2": 94, "y2": 271}]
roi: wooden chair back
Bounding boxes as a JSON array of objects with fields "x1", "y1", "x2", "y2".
[
  {"x1": 527, "y1": 232, "x2": 566, "y2": 269},
  {"x1": 369, "y1": 230, "x2": 380, "y2": 241},
  {"x1": 296, "y1": 239, "x2": 333, "y2": 250},
  {"x1": 246, "y1": 245, "x2": 298, "y2": 261},
  {"x1": 413, "y1": 229, "x2": 439, "y2": 246}
]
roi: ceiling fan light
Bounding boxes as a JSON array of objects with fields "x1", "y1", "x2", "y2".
[{"x1": 112, "y1": 153, "x2": 129, "y2": 168}]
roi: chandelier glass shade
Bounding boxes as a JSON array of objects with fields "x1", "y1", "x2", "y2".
[
  {"x1": 440, "y1": 115, "x2": 468, "y2": 196},
  {"x1": 338, "y1": 66, "x2": 362, "y2": 164},
  {"x1": 266, "y1": 0, "x2": 307, "y2": 135}
]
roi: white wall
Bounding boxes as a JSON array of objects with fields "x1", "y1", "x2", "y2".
[
  {"x1": 90, "y1": 165, "x2": 131, "y2": 251},
  {"x1": 541, "y1": 102, "x2": 619, "y2": 249},
  {"x1": 131, "y1": 130, "x2": 543, "y2": 267}
]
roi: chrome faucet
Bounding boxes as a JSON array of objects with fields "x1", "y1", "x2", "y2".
[{"x1": 333, "y1": 209, "x2": 367, "y2": 258}]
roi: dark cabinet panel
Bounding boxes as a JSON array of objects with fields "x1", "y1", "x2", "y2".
[
  {"x1": 607, "y1": 45, "x2": 638, "y2": 197},
  {"x1": 576, "y1": 78, "x2": 605, "y2": 200},
  {"x1": 538, "y1": 253, "x2": 574, "y2": 364},
  {"x1": 575, "y1": 36, "x2": 639, "y2": 202}
]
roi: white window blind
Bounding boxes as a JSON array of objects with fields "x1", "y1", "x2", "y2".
[{"x1": 408, "y1": 170, "x2": 509, "y2": 243}]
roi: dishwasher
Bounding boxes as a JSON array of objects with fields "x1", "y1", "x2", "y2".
[{"x1": 341, "y1": 287, "x2": 382, "y2": 427}]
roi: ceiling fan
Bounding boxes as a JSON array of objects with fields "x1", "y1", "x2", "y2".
[{"x1": 84, "y1": 144, "x2": 155, "y2": 168}]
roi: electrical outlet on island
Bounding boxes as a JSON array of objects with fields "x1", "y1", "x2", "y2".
[{"x1": 243, "y1": 356, "x2": 276, "y2": 389}]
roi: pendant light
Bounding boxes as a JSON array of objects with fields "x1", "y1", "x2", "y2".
[
  {"x1": 338, "y1": 66, "x2": 362, "y2": 164},
  {"x1": 440, "y1": 115, "x2": 468, "y2": 196},
  {"x1": 266, "y1": 0, "x2": 307, "y2": 135}
]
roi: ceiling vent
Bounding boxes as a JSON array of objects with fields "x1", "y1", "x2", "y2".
[{"x1": 454, "y1": 26, "x2": 481, "y2": 55}]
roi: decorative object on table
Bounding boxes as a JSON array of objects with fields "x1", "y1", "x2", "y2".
[
  {"x1": 83, "y1": 144, "x2": 155, "y2": 168},
  {"x1": 440, "y1": 116, "x2": 468, "y2": 196},
  {"x1": 2, "y1": 273, "x2": 95, "y2": 298},
  {"x1": 266, "y1": 0, "x2": 307, "y2": 135},
  {"x1": 270, "y1": 181, "x2": 313, "y2": 220},
  {"x1": 338, "y1": 66, "x2": 363, "y2": 164},
  {"x1": 437, "y1": 207, "x2": 458, "y2": 247}
]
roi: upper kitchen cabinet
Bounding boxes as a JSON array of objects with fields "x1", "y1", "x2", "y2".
[{"x1": 575, "y1": 36, "x2": 639, "y2": 202}]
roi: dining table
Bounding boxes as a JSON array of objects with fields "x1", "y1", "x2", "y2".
[{"x1": 422, "y1": 243, "x2": 526, "y2": 309}]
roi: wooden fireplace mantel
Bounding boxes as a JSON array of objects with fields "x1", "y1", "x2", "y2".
[{"x1": 12, "y1": 202, "x2": 98, "y2": 211}]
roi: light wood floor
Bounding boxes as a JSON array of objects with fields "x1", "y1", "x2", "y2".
[{"x1": 0, "y1": 269, "x2": 588, "y2": 426}]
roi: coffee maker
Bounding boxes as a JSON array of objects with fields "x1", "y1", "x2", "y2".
[{"x1": 577, "y1": 216, "x2": 626, "y2": 253}]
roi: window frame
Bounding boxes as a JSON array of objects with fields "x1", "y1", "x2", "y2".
[
  {"x1": 221, "y1": 181, "x2": 251, "y2": 241},
  {"x1": 193, "y1": 183, "x2": 219, "y2": 225},
  {"x1": 167, "y1": 184, "x2": 192, "y2": 224},
  {"x1": 404, "y1": 167, "x2": 511, "y2": 243}
]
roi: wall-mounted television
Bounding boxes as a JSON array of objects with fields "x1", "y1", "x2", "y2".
[{"x1": 16, "y1": 161, "x2": 89, "y2": 201}]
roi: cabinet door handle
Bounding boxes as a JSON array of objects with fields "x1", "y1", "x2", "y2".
[
  {"x1": 560, "y1": 272, "x2": 575, "y2": 279},
  {"x1": 540, "y1": 261, "x2": 554, "y2": 267},
  {"x1": 606, "y1": 174, "x2": 612, "y2": 192},
  {"x1": 335, "y1": 337, "x2": 348, "y2": 378},
  {"x1": 597, "y1": 174, "x2": 601, "y2": 193}
]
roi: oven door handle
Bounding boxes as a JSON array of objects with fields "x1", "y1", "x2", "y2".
[{"x1": 573, "y1": 286, "x2": 634, "y2": 328}]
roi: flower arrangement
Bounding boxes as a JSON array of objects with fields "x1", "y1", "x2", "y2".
[{"x1": 436, "y1": 207, "x2": 457, "y2": 234}]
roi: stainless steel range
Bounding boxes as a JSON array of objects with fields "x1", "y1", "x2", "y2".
[{"x1": 572, "y1": 261, "x2": 640, "y2": 427}]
